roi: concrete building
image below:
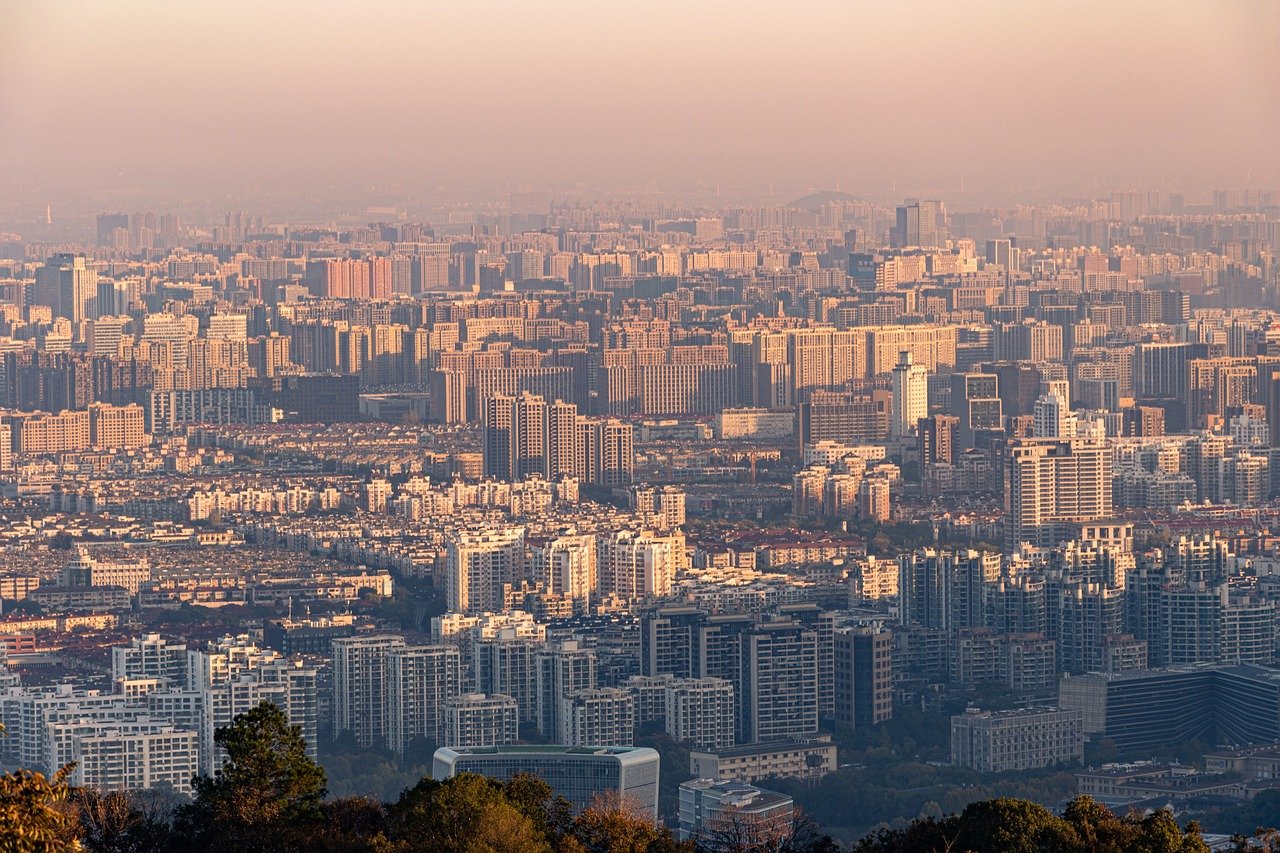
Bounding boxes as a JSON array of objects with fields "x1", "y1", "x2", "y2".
[
  {"x1": 677, "y1": 779, "x2": 794, "y2": 843},
  {"x1": 433, "y1": 745, "x2": 660, "y2": 818},
  {"x1": 833, "y1": 626, "x2": 893, "y2": 729},
  {"x1": 387, "y1": 644, "x2": 461, "y2": 755},
  {"x1": 689, "y1": 736, "x2": 838, "y2": 783},
  {"x1": 561, "y1": 687, "x2": 635, "y2": 746},
  {"x1": 950, "y1": 708, "x2": 1085, "y2": 772},
  {"x1": 444, "y1": 527, "x2": 526, "y2": 615},
  {"x1": 332, "y1": 634, "x2": 405, "y2": 747},
  {"x1": 665, "y1": 677, "x2": 735, "y2": 751},
  {"x1": 442, "y1": 693, "x2": 519, "y2": 748}
]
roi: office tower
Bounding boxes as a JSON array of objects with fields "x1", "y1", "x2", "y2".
[
  {"x1": 535, "y1": 640, "x2": 596, "y2": 738},
  {"x1": 444, "y1": 527, "x2": 526, "y2": 615},
  {"x1": 443, "y1": 693, "x2": 519, "y2": 748},
  {"x1": 985, "y1": 238, "x2": 1016, "y2": 272},
  {"x1": 387, "y1": 644, "x2": 462, "y2": 755},
  {"x1": 664, "y1": 677, "x2": 735, "y2": 751},
  {"x1": 1134, "y1": 342, "x2": 1193, "y2": 399},
  {"x1": 677, "y1": 780, "x2": 794, "y2": 843},
  {"x1": 833, "y1": 626, "x2": 893, "y2": 729},
  {"x1": 560, "y1": 687, "x2": 635, "y2": 746},
  {"x1": 894, "y1": 199, "x2": 945, "y2": 248},
  {"x1": 433, "y1": 745, "x2": 660, "y2": 819},
  {"x1": 739, "y1": 621, "x2": 818, "y2": 743},
  {"x1": 332, "y1": 634, "x2": 406, "y2": 747},
  {"x1": 35, "y1": 254, "x2": 98, "y2": 326},
  {"x1": 1004, "y1": 437, "x2": 1113, "y2": 550},
  {"x1": 889, "y1": 351, "x2": 928, "y2": 440}
]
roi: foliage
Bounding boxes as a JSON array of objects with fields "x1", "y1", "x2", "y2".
[
  {"x1": 853, "y1": 795, "x2": 1210, "y2": 853},
  {"x1": 178, "y1": 700, "x2": 328, "y2": 852},
  {"x1": 0, "y1": 765, "x2": 81, "y2": 853}
]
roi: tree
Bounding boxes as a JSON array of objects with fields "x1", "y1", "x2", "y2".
[
  {"x1": 563, "y1": 792, "x2": 693, "y2": 853},
  {"x1": 0, "y1": 765, "x2": 82, "y2": 853},
  {"x1": 180, "y1": 700, "x2": 327, "y2": 852},
  {"x1": 385, "y1": 773, "x2": 549, "y2": 852}
]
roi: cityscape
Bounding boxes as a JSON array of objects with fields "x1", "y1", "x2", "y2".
[{"x1": 1, "y1": 2, "x2": 1280, "y2": 851}]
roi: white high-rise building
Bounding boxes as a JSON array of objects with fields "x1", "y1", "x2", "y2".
[
  {"x1": 387, "y1": 645, "x2": 461, "y2": 755},
  {"x1": 332, "y1": 634, "x2": 406, "y2": 747},
  {"x1": 531, "y1": 534, "x2": 596, "y2": 611},
  {"x1": 1005, "y1": 437, "x2": 1113, "y2": 550},
  {"x1": 889, "y1": 350, "x2": 929, "y2": 439},
  {"x1": 443, "y1": 693, "x2": 519, "y2": 748},
  {"x1": 560, "y1": 688, "x2": 635, "y2": 746},
  {"x1": 665, "y1": 677, "x2": 735, "y2": 751},
  {"x1": 444, "y1": 528, "x2": 526, "y2": 615},
  {"x1": 1033, "y1": 380, "x2": 1076, "y2": 438},
  {"x1": 50, "y1": 718, "x2": 198, "y2": 794},
  {"x1": 535, "y1": 640, "x2": 596, "y2": 738},
  {"x1": 596, "y1": 529, "x2": 684, "y2": 601},
  {"x1": 111, "y1": 634, "x2": 188, "y2": 687}
]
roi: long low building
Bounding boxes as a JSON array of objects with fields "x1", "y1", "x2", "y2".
[
  {"x1": 688, "y1": 736, "x2": 837, "y2": 783},
  {"x1": 432, "y1": 745, "x2": 659, "y2": 818},
  {"x1": 1058, "y1": 664, "x2": 1280, "y2": 752}
]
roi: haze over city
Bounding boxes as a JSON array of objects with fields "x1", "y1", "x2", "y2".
[{"x1": 2, "y1": 0, "x2": 1279, "y2": 218}]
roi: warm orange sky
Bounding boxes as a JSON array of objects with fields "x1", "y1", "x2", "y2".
[{"x1": 1, "y1": 0, "x2": 1277, "y2": 203}]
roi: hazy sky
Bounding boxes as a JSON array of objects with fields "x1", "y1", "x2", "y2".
[{"x1": 1, "y1": 0, "x2": 1278, "y2": 206}]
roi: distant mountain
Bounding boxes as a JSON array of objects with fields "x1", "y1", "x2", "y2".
[{"x1": 786, "y1": 190, "x2": 862, "y2": 210}]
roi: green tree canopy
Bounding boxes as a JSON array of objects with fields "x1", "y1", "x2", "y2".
[{"x1": 180, "y1": 700, "x2": 327, "y2": 852}]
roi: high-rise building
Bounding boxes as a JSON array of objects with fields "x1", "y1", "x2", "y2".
[
  {"x1": 387, "y1": 644, "x2": 461, "y2": 755},
  {"x1": 739, "y1": 621, "x2": 818, "y2": 743},
  {"x1": 889, "y1": 351, "x2": 929, "y2": 440},
  {"x1": 332, "y1": 634, "x2": 406, "y2": 748},
  {"x1": 833, "y1": 626, "x2": 893, "y2": 729},
  {"x1": 444, "y1": 527, "x2": 526, "y2": 615},
  {"x1": 442, "y1": 693, "x2": 519, "y2": 748},
  {"x1": 664, "y1": 677, "x2": 735, "y2": 751},
  {"x1": 561, "y1": 687, "x2": 635, "y2": 746},
  {"x1": 536, "y1": 640, "x2": 596, "y2": 739},
  {"x1": 35, "y1": 254, "x2": 98, "y2": 326},
  {"x1": 1004, "y1": 437, "x2": 1113, "y2": 550}
]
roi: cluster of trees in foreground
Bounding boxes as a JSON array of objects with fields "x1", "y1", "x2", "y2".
[{"x1": 0, "y1": 701, "x2": 1248, "y2": 853}]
